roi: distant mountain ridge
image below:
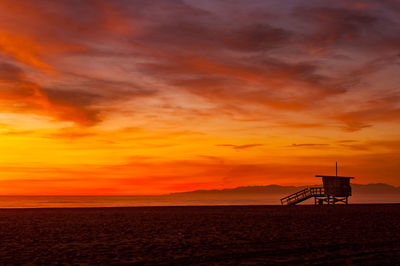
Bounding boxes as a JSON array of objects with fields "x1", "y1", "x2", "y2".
[{"x1": 169, "y1": 183, "x2": 400, "y2": 196}]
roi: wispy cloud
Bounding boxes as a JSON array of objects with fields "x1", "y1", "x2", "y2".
[
  {"x1": 290, "y1": 144, "x2": 330, "y2": 148},
  {"x1": 216, "y1": 144, "x2": 263, "y2": 150}
]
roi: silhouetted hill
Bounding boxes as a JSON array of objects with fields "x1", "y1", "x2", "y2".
[
  {"x1": 352, "y1": 183, "x2": 400, "y2": 194},
  {"x1": 169, "y1": 183, "x2": 400, "y2": 196},
  {"x1": 166, "y1": 183, "x2": 400, "y2": 204},
  {"x1": 169, "y1": 185, "x2": 307, "y2": 195}
]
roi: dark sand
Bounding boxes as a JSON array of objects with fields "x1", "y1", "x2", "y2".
[{"x1": 0, "y1": 205, "x2": 399, "y2": 264}]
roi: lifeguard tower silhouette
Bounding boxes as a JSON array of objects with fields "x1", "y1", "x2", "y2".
[{"x1": 280, "y1": 162, "x2": 354, "y2": 205}]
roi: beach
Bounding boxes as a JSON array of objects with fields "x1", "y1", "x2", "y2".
[{"x1": 0, "y1": 205, "x2": 399, "y2": 264}]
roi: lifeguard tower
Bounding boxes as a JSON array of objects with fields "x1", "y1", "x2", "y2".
[{"x1": 280, "y1": 162, "x2": 354, "y2": 205}]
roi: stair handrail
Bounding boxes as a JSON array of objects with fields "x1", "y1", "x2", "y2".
[
  {"x1": 280, "y1": 186, "x2": 326, "y2": 205},
  {"x1": 280, "y1": 187, "x2": 310, "y2": 204}
]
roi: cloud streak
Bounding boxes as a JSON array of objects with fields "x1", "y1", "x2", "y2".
[{"x1": 217, "y1": 144, "x2": 264, "y2": 150}]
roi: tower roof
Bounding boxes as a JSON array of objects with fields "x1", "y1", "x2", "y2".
[{"x1": 316, "y1": 175, "x2": 354, "y2": 179}]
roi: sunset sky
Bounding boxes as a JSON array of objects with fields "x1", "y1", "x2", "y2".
[{"x1": 0, "y1": 0, "x2": 399, "y2": 195}]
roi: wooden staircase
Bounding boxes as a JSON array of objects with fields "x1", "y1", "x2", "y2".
[{"x1": 281, "y1": 187, "x2": 325, "y2": 205}]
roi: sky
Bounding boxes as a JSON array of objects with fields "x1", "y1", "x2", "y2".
[{"x1": 0, "y1": 0, "x2": 399, "y2": 195}]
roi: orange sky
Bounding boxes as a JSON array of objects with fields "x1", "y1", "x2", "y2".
[{"x1": 0, "y1": 0, "x2": 399, "y2": 195}]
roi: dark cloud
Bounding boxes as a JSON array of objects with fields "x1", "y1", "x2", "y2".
[
  {"x1": 0, "y1": 0, "x2": 399, "y2": 132},
  {"x1": 64, "y1": 73, "x2": 156, "y2": 100},
  {"x1": 225, "y1": 23, "x2": 291, "y2": 52},
  {"x1": 0, "y1": 63, "x2": 102, "y2": 125},
  {"x1": 0, "y1": 62, "x2": 25, "y2": 82},
  {"x1": 43, "y1": 88, "x2": 103, "y2": 106},
  {"x1": 142, "y1": 19, "x2": 292, "y2": 54},
  {"x1": 295, "y1": 7, "x2": 377, "y2": 52}
]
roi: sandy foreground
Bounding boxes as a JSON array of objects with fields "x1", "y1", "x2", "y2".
[{"x1": 0, "y1": 205, "x2": 399, "y2": 264}]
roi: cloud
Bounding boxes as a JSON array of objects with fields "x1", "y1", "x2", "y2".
[
  {"x1": 279, "y1": 123, "x2": 325, "y2": 129},
  {"x1": 0, "y1": 0, "x2": 397, "y2": 132},
  {"x1": 0, "y1": 62, "x2": 25, "y2": 81},
  {"x1": 0, "y1": 130, "x2": 34, "y2": 136},
  {"x1": 340, "y1": 1, "x2": 376, "y2": 10},
  {"x1": 47, "y1": 129, "x2": 98, "y2": 140},
  {"x1": 143, "y1": 19, "x2": 292, "y2": 53},
  {"x1": 234, "y1": 144, "x2": 264, "y2": 150},
  {"x1": 291, "y1": 143, "x2": 330, "y2": 148},
  {"x1": 0, "y1": 29, "x2": 55, "y2": 72},
  {"x1": 295, "y1": 7, "x2": 377, "y2": 53},
  {"x1": 216, "y1": 144, "x2": 263, "y2": 150},
  {"x1": 140, "y1": 53, "x2": 347, "y2": 116},
  {"x1": 295, "y1": 1, "x2": 400, "y2": 55},
  {"x1": 0, "y1": 62, "x2": 101, "y2": 125},
  {"x1": 333, "y1": 91, "x2": 400, "y2": 131},
  {"x1": 224, "y1": 23, "x2": 292, "y2": 52}
]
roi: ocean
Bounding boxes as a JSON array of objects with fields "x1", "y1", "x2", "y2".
[
  {"x1": 0, "y1": 195, "x2": 398, "y2": 208},
  {"x1": 0, "y1": 196, "x2": 194, "y2": 208},
  {"x1": 0, "y1": 195, "x2": 281, "y2": 208}
]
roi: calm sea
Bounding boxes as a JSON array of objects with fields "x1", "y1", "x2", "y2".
[
  {"x1": 0, "y1": 195, "x2": 398, "y2": 208},
  {"x1": 0, "y1": 196, "x2": 281, "y2": 208}
]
